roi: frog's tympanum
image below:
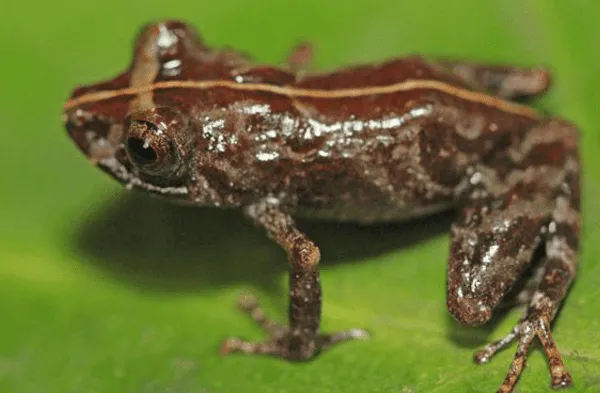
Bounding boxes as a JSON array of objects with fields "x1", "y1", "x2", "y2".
[{"x1": 64, "y1": 21, "x2": 580, "y2": 393}]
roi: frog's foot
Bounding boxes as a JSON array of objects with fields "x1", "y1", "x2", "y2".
[
  {"x1": 220, "y1": 294, "x2": 369, "y2": 361},
  {"x1": 473, "y1": 311, "x2": 572, "y2": 393}
]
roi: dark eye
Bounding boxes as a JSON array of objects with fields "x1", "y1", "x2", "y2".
[
  {"x1": 124, "y1": 119, "x2": 181, "y2": 177},
  {"x1": 126, "y1": 137, "x2": 158, "y2": 165}
]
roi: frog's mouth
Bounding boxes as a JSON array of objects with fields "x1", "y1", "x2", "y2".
[{"x1": 97, "y1": 156, "x2": 189, "y2": 197}]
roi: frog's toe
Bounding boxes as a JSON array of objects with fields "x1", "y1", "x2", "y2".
[
  {"x1": 473, "y1": 313, "x2": 572, "y2": 393},
  {"x1": 320, "y1": 328, "x2": 370, "y2": 350},
  {"x1": 473, "y1": 325, "x2": 519, "y2": 364},
  {"x1": 220, "y1": 336, "x2": 283, "y2": 356},
  {"x1": 221, "y1": 293, "x2": 368, "y2": 361},
  {"x1": 233, "y1": 293, "x2": 288, "y2": 338}
]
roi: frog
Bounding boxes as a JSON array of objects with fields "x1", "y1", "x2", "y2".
[{"x1": 63, "y1": 20, "x2": 580, "y2": 393}]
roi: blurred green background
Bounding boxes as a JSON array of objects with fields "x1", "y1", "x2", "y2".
[{"x1": 1, "y1": 1, "x2": 599, "y2": 392}]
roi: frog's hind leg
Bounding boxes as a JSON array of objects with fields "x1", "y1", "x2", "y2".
[
  {"x1": 437, "y1": 59, "x2": 551, "y2": 101},
  {"x1": 447, "y1": 119, "x2": 580, "y2": 393}
]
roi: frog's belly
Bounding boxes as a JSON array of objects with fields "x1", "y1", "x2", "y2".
[{"x1": 293, "y1": 201, "x2": 456, "y2": 224}]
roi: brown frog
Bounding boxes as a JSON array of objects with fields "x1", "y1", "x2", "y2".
[{"x1": 63, "y1": 21, "x2": 580, "y2": 393}]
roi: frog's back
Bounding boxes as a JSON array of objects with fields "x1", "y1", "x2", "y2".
[
  {"x1": 234, "y1": 58, "x2": 535, "y2": 223},
  {"x1": 228, "y1": 58, "x2": 472, "y2": 223},
  {"x1": 293, "y1": 56, "x2": 473, "y2": 91},
  {"x1": 205, "y1": 58, "x2": 523, "y2": 223}
]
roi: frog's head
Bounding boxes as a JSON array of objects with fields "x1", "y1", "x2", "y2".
[
  {"x1": 64, "y1": 95, "x2": 194, "y2": 198},
  {"x1": 63, "y1": 20, "x2": 232, "y2": 201}
]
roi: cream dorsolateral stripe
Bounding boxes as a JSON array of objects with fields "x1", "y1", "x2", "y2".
[{"x1": 66, "y1": 78, "x2": 541, "y2": 121}]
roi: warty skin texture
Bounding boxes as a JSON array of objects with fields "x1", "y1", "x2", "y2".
[{"x1": 64, "y1": 20, "x2": 580, "y2": 393}]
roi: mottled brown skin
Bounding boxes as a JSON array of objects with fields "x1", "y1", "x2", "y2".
[{"x1": 63, "y1": 20, "x2": 580, "y2": 393}]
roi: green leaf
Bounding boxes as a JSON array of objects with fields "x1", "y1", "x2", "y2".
[{"x1": 1, "y1": 1, "x2": 599, "y2": 392}]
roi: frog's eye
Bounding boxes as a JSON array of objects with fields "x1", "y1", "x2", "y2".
[
  {"x1": 127, "y1": 136, "x2": 158, "y2": 165},
  {"x1": 125, "y1": 119, "x2": 182, "y2": 177}
]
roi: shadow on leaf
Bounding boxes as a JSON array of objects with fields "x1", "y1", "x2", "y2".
[
  {"x1": 71, "y1": 192, "x2": 455, "y2": 295},
  {"x1": 69, "y1": 191, "x2": 526, "y2": 350}
]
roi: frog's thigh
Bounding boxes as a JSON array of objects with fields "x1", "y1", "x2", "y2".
[
  {"x1": 523, "y1": 119, "x2": 580, "y2": 320},
  {"x1": 436, "y1": 59, "x2": 551, "y2": 100},
  {"x1": 488, "y1": 120, "x2": 578, "y2": 392},
  {"x1": 446, "y1": 185, "x2": 553, "y2": 325},
  {"x1": 447, "y1": 118, "x2": 579, "y2": 326}
]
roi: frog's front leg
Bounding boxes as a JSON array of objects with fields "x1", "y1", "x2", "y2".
[
  {"x1": 448, "y1": 119, "x2": 580, "y2": 392},
  {"x1": 286, "y1": 42, "x2": 314, "y2": 75},
  {"x1": 221, "y1": 198, "x2": 368, "y2": 360}
]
